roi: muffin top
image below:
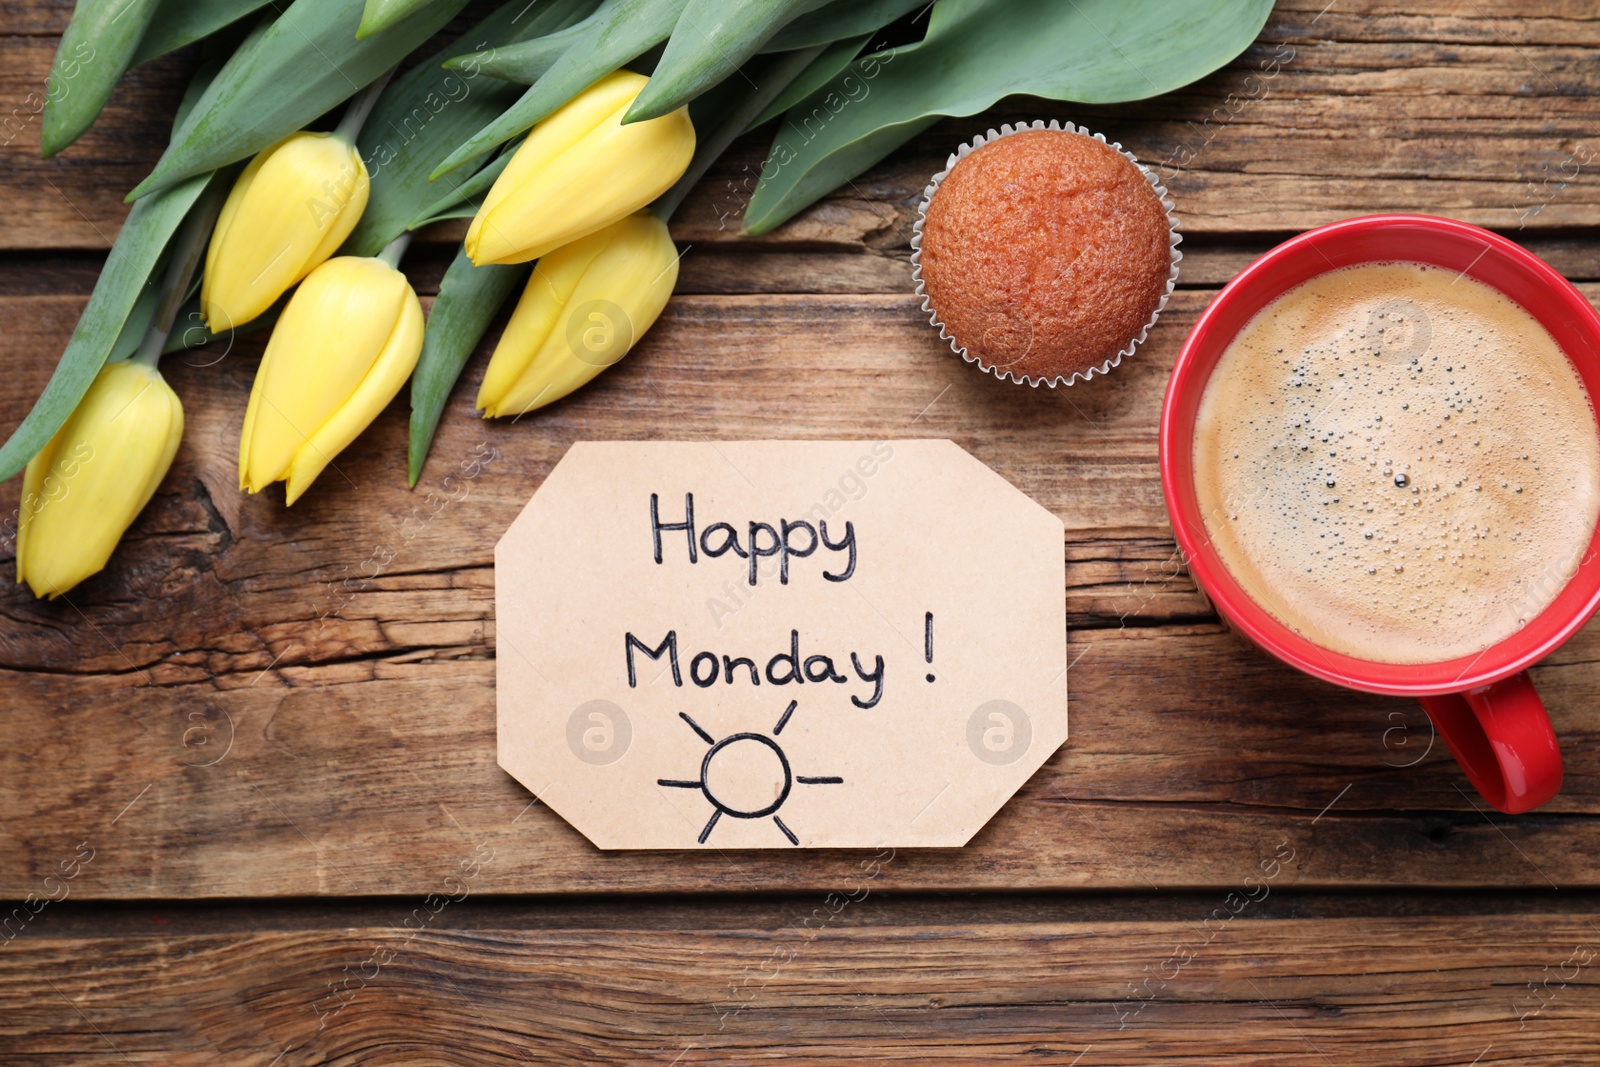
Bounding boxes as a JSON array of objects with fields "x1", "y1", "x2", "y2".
[{"x1": 918, "y1": 128, "x2": 1172, "y2": 384}]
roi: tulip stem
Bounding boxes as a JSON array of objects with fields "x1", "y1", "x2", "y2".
[
  {"x1": 649, "y1": 44, "x2": 828, "y2": 223},
  {"x1": 134, "y1": 170, "x2": 232, "y2": 367},
  {"x1": 377, "y1": 232, "x2": 413, "y2": 270},
  {"x1": 335, "y1": 64, "x2": 399, "y2": 144}
]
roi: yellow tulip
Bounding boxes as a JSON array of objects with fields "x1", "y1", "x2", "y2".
[
  {"x1": 16, "y1": 359, "x2": 183, "y2": 600},
  {"x1": 202, "y1": 131, "x2": 370, "y2": 332},
  {"x1": 465, "y1": 70, "x2": 695, "y2": 267},
  {"x1": 239, "y1": 255, "x2": 423, "y2": 505},
  {"x1": 477, "y1": 212, "x2": 679, "y2": 418}
]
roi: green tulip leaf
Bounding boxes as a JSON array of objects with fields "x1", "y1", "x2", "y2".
[
  {"x1": 41, "y1": 0, "x2": 275, "y2": 156},
  {"x1": 744, "y1": 0, "x2": 1274, "y2": 234},
  {"x1": 430, "y1": 0, "x2": 689, "y2": 180},
  {"x1": 652, "y1": 45, "x2": 828, "y2": 220},
  {"x1": 411, "y1": 202, "x2": 479, "y2": 225},
  {"x1": 407, "y1": 140, "x2": 518, "y2": 229},
  {"x1": 443, "y1": 15, "x2": 598, "y2": 85},
  {"x1": 758, "y1": 0, "x2": 926, "y2": 53},
  {"x1": 0, "y1": 173, "x2": 213, "y2": 483},
  {"x1": 128, "y1": 0, "x2": 472, "y2": 201},
  {"x1": 341, "y1": 0, "x2": 594, "y2": 258},
  {"x1": 623, "y1": 0, "x2": 833, "y2": 124},
  {"x1": 107, "y1": 282, "x2": 164, "y2": 365},
  {"x1": 358, "y1": 0, "x2": 441, "y2": 39},
  {"x1": 170, "y1": 34, "x2": 250, "y2": 132},
  {"x1": 747, "y1": 33, "x2": 871, "y2": 131},
  {"x1": 130, "y1": 0, "x2": 277, "y2": 66},
  {"x1": 106, "y1": 170, "x2": 223, "y2": 364},
  {"x1": 40, "y1": 0, "x2": 162, "y2": 158},
  {"x1": 408, "y1": 251, "x2": 527, "y2": 485}
]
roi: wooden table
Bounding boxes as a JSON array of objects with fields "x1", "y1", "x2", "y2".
[{"x1": 4, "y1": 2, "x2": 1599, "y2": 1063}]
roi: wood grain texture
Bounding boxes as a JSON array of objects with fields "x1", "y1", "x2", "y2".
[
  {"x1": 6, "y1": 3, "x2": 1600, "y2": 1063},
  {"x1": 0, "y1": 0, "x2": 1596, "y2": 898},
  {"x1": 3, "y1": 1, "x2": 1600, "y2": 249},
  {"x1": 4, "y1": 284, "x2": 1600, "y2": 897},
  {"x1": 2, "y1": 908, "x2": 1599, "y2": 1065}
]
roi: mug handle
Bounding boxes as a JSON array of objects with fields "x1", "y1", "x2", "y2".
[{"x1": 1417, "y1": 671, "x2": 1563, "y2": 814}]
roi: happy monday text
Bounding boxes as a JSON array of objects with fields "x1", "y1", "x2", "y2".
[{"x1": 624, "y1": 488, "x2": 887, "y2": 709}]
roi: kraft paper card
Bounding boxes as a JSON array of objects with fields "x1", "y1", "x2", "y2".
[{"x1": 495, "y1": 440, "x2": 1067, "y2": 849}]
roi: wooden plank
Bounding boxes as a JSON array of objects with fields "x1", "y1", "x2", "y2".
[
  {"x1": 5, "y1": 1, "x2": 1600, "y2": 249},
  {"x1": 3, "y1": 281, "x2": 1600, "y2": 897},
  {"x1": 7, "y1": 236, "x2": 1599, "y2": 305},
  {"x1": 9, "y1": 284, "x2": 1600, "y2": 666},
  {"x1": 7, "y1": 620, "x2": 1600, "y2": 898},
  {"x1": 2, "y1": 909, "x2": 1598, "y2": 1064}
]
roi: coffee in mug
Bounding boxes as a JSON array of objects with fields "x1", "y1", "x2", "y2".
[{"x1": 1192, "y1": 261, "x2": 1600, "y2": 664}]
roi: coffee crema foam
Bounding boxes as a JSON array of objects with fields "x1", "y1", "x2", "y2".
[{"x1": 1193, "y1": 261, "x2": 1600, "y2": 664}]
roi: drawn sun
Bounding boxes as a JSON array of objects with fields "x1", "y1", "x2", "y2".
[{"x1": 658, "y1": 699, "x2": 842, "y2": 846}]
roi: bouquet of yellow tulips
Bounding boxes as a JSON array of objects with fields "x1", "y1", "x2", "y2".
[{"x1": 3, "y1": 0, "x2": 1272, "y2": 597}]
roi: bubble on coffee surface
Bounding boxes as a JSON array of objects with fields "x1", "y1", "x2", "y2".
[{"x1": 1192, "y1": 262, "x2": 1600, "y2": 664}]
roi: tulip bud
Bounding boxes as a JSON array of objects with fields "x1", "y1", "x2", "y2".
[
  {"x1": 202, "y1": 131, "x2": 370, "y2": 332},
  {"x1": 16, "y1": 359, "x2": 183, "y2": 600},
  {"x1": 239, "y1": 256, "x2": 424, "y2": 505},
  {"x1": 477, "y1": 212, "x2": 679, "y2": 419},
  {"x1": 465, "y1": 70, "x2": 695, "y2": 267}
]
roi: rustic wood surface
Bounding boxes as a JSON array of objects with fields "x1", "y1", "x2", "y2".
[
  {"x1": 4, "y1": 0, "x2": 1600, "y2": 1062},
  {"x1": 5, "y1": 899, "x2": 1600, "y2": 1066}
]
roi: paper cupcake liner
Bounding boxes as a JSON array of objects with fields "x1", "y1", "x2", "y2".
[{"x1": 910, "y1": 119, "x2": 1183, "y2": 388}]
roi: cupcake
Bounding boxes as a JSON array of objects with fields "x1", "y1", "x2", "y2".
[{"x1": 912, "y1": 121, "x2": 1180, "y2": 387}]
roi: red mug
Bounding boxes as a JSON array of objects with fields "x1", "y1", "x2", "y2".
[{"x1": 1160, "y1": 214, "x2": 1600, "y2": 814}]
